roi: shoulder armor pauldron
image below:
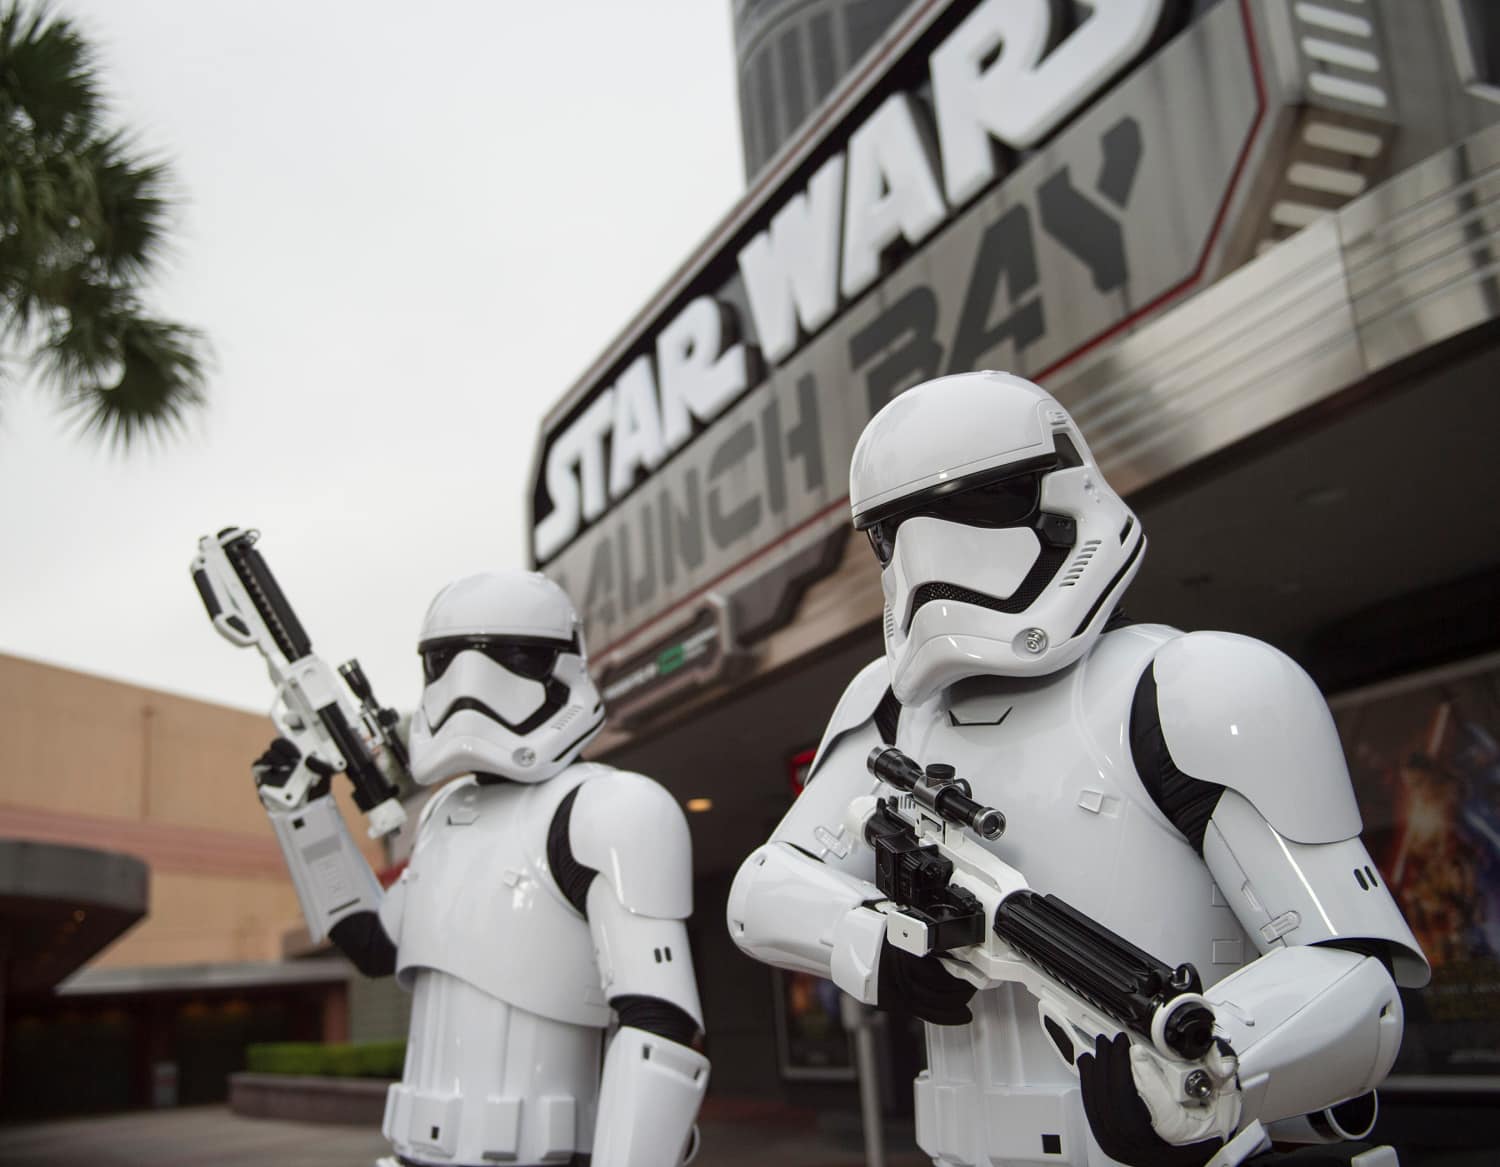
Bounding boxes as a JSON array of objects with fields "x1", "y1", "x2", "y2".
[
  {"x1": 564, "y1": 768, "x2": 692, "y2": 919},
  {"x1": 1142, "y1": 632, "x2": 1361, "y2": 845}
]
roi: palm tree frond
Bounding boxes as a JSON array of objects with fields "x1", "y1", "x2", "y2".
[
  {"x1": 2, "y1": 2, "x2": 207, "y2": 452},
  {"x1": 84, "y1": 132, "x2": 171, "y2": 274},
  {"x1": 0, "y1": 3, "x2": 101, "y2": 142},
  {"x1": 55, "y1": 313, "x2": 206, "y2": 449}
]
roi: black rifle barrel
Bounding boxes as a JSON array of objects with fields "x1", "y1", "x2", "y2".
[
  {"x1": 221, "y1": 529, "x2": 312, "y2": 663},
  {"x1": 339, "y1": 659, "x2": 375, "y2": 703},
  {"x1": 340, "y1": 660, "x2": 413, "y2": 782},
  {"x1": 317, "y1": 701, "x2": 396, "y2": 814},
  {"x1": 995, "y1": 890, "x2": 1215, "y2": 1060}
]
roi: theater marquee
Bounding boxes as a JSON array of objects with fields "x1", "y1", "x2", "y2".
[{"x1": 529, "y1": 0, "x2": 1407, "y2": 704}]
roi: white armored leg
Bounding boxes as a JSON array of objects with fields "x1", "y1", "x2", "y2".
[{"x1": 591, "y1": 1025, "x2": 709, "y2": 1167}]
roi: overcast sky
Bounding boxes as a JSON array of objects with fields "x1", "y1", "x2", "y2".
[{"x1": 0, "y1": 1, "x2": 744, "y2": 714}]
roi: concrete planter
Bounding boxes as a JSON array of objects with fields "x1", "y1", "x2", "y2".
[{"x1": 229, "y1": 1071, "x2": 392, "y2": 1126}]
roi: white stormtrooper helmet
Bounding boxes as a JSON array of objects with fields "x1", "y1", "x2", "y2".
[
  {"x1": 850, "y1": 371, "x2": 1145, "y2": 704},
  {"x1": 408, "y1": 571, "x2": 605, "y2": 785}
]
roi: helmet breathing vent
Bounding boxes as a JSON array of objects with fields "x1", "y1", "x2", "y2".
[
  {"x1": 884, "y1": 605, "x2": 896, "y2": 642},
  {"x1": 550, "y1": 704, "x2": 582, "y2": 732},
  {"x1": 1059, "y1": 540, "x2": 1102, "y2": 588}
]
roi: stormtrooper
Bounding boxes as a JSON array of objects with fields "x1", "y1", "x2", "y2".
[
  {"x1": 256, "y1": 570, "x2": 708, "y2": 1167},
  {"x1": 727, "y1": 372, "x2": 1428, "y2": 1167}
]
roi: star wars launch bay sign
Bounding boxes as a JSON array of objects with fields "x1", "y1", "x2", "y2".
[{"x1": 530, "y1": 0, "x2": 1266, "y2": 671}]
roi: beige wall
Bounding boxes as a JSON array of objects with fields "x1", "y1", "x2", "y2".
[{"x1": 0, "y1": 653, "x2": 385, "y2": 968}]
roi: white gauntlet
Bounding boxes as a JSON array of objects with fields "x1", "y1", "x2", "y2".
[{"x1": 266, "y1": 793, "x2": 383, "y2": 941}]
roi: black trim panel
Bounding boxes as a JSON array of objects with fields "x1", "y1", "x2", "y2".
[
  {"x1": 613, "y1": 993, "x2": 702, "y2": 1047},
  {"x1": 546, "y1": 785, "x2": 598, "y2": 917},
  {"x1": 909, "y1": 541, "x2": 1071, "y2": 625},
  {"x1": 1128, "y1": 661, "x2": 1224, "y2": 856},
  {"x1": 430, "y1": 677, "x2": 570, "y2": 736},
  {"x1": 855, "y1": 454, "x2": 1060, "y2": 529},
  {"x1": 551, "y1": 713, "x2": 607, "y2": 763},
  {"x1": 874, "y1": 687, "x2": 901, "y2": 745},
  {"x1": 329, "y1": 911, "x2": 398, "y2": 978},
  {"x1": 1071, "y1": 535, "x2": 1144, "y2": 639}
]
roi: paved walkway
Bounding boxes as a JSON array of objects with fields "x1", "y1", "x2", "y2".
[
  {"x1": 0, "y1": 1106, "x2": 387, "y2": 1167},
  {"x1": 0, "y1": 1105, "x2": 928, "y2": 1167},
  {"x1": 3, "y1": 1105, "x2": 1498, "y2": 1166}
]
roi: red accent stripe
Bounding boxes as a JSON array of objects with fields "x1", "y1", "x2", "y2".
[
  {"x1": 788, "y1": 747, "x2": 818, "y2": 797},
  {"x1": 0, "y1": 804, "x2": 287, "y2": 879},
  {"x1": 377, "y1": 859, "x2": 408, "y2": 888}
]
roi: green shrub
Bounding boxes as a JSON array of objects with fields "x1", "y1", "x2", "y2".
[{"x1": 246, "y1": 1039, "x2": 405, "y2": 1078}]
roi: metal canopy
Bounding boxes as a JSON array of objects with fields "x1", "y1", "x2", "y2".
[{"x1": 0, "y1": 839, "x2": 148, "y2": 995}]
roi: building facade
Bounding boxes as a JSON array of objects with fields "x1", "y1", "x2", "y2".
[
  {"x1": 528, "y1": 0, "x2": 1500, "y2": 1145},
  {"x1": 0, "y1": 653, "x2": 378, "y2": 1116}
]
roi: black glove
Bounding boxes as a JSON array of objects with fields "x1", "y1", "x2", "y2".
[
  {"x1": 876, "y1": 938, "x2": 976, "y2": 1025},
  {"x1": 252, "y1": 737, "x2": 333, "y2": 797},
  {"x1": 1077, "y1": 1033, "x2": 1224, "y2": 1167}
]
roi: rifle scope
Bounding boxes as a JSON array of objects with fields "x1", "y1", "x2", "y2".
[{"x1": 867, "y1": 746, "x2": 1005, "y2": 839}]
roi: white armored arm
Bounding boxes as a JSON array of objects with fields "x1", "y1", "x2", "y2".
[
  {"x1": 729, "y1": 838, "x2": 888, "y2": 1003},
  {"x1": 558, "y1": 771, "x2": 709, "y2": 1167},
  {"x1": 1140, "y1": 632, "x2": 1429, "y2": 1134},
  {"x1": 727, "y1": 659, "x2": 891, "y2": 1002},
  {"x1": 254, "y1": 739, "x2": 394, "y2": 976},
  {"x1": 1199, "y1": 791, "x2": 1420, "y2": 1132},
  {"x1": 266, "y1": 794, "x2": 385, "y2": 946}
]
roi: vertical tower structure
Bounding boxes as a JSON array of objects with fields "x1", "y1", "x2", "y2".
[{"x1": 732, "y1": 0, "x2": 917, "y2": 179}]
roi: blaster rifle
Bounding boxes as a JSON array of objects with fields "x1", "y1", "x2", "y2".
[
  {"x1": 191, "y1": 527, "x2": 408, "y2": 837},
  {"x1": 856, "y1": 745, "x2": 1235, "y2": 1116}
]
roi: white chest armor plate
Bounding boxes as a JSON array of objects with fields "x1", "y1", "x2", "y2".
[
  {"x1": 898, "y1": 625, "x2": 1253, "y2": 1167},
  {"x1": 390, "y1": 765, "x2": 610, "y2": 1028}
]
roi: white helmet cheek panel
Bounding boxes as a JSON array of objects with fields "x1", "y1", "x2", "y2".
[
  {"x1": 892, "y1": 618, "x2": 1083, "y2": 706},
  {"x1": 409, "y1": 667, "x2": 605, "y2": 786},
  {"x1": 885, "y1": 519, "x2": 1043, "y2": 632},
  {"x1": 420, "y1": 651, "x2": 549, "y2": 731},
  {"x1": 409, "y1": 708, "x2": 520, "y2": 786}
]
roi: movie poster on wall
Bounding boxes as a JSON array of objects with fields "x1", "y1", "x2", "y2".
[
  {"x1": 773, "y1": 969, "x2": 854, "y2": 1081},
  {"x1": 1331, "y1": 655, "x2": 1500, "y2": 1079}
]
